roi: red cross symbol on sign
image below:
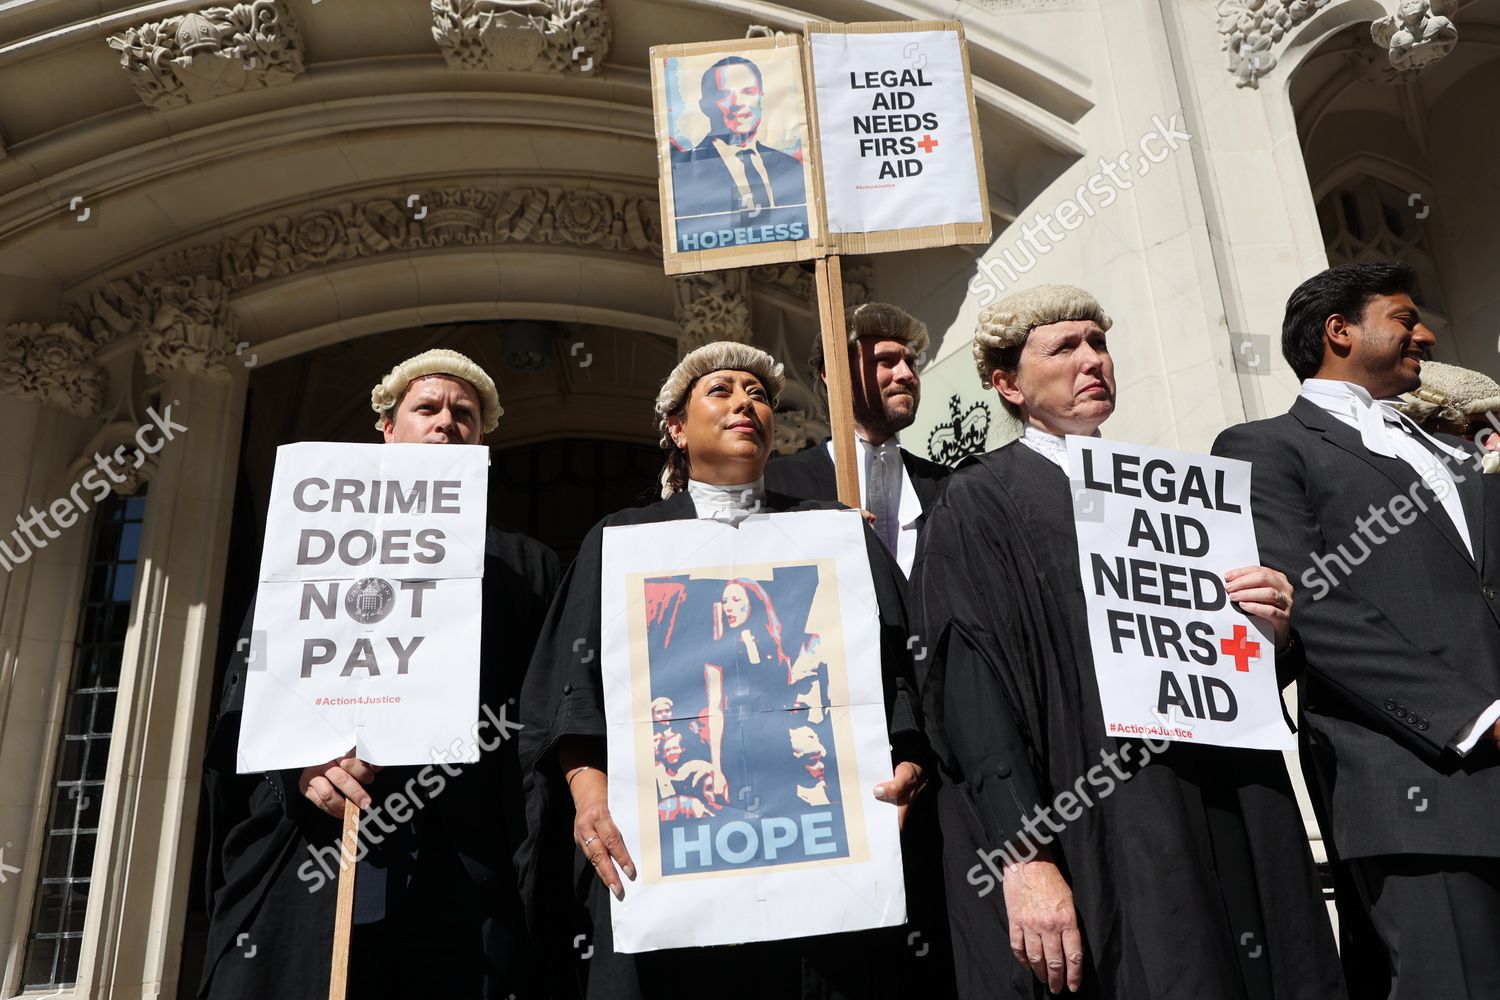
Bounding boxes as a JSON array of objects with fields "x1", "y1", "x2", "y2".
[
  {"x1": 1219, "y1": 624, "x2": 1261, "y2": 672},
  {"x1": 917, "y1": 134, "x2": 939, "y2": 154}
]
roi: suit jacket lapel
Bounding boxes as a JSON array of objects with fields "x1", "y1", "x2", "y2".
[
  {"x1": 1291, "y1": 397, "x2": 1475, "y2": 566},
  {"x1": 1440, "y1": 444, "x2": 1486, "y2": 574}
]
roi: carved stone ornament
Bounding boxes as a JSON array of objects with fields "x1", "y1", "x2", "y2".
[
  {"x1": 1217, "y1": 0, "x2": 1330, "y2": 88},
  {"x1": 673, "y1": 273, "x2": 752, "y2": 355},
  {"x1": 748, "y1": 262, "x2": 816, "y2": 305},
  {"x1": 431, "y1": 0, "x2": 610, "y2": 74},
  {"x1": 1345, "y1": 46, "x2": 1421, "y2": 85},
  {"x1": 0, "y1": 323, "x2": 109, "y2": 415},
  {"x1": 107, "y1": 1, "x2": 305, "y2": 111},
  {"x1": 1372, "y1": 0, "x2": 1459, "y2": 72},
  {"x1": 772, "y1": 383, "x2": 829, "y2": 456},
  {"x1": 109, "y1": 443, "x2": 158, "y2": 495},
  {"x1": 201, "y1": 186, "x2": 660, "y2": 293},
  {"x1": 772, "y1": 407, "x2": 826, "y2": 455},
  {"x1": 56, "y1": 183, "x2": 663, "y2": 370},
  {"x1": 839, "y1": 262, "x2": 875, "y2": 309},
  {"x1": 73, "y1": 275, "x2": 237, "y2": 380},
  {"x1": 79, "y1": 424, "x2": 160, "y2": 496}
]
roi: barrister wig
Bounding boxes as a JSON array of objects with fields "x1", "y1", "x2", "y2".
[
  {"x1": 807, "y1": 302, "x2": 930, "y2": 383},
  {"x1": 654, "y1": 341, "x2": 786, "y2": 499},
  {"x1": 972, "y1": 284, "x2": 1113, "y2": 390},
  {"x1": 370, "y1": 348, "x2": 503, "y2": 433},
  {"x1": 1398, "y1": 361, "x2": 1500, "y2": 428}
]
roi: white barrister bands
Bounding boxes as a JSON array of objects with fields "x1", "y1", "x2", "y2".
[
  {"x1": 238, "y1": 442, "x2": 490, "y2": 772},
  {"x1": 1067, "y1": 437, "x2": 1295, "y2": 752}
]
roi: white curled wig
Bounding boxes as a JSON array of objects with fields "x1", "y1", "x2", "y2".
[
  {"x1": 654, "y1": 341, "x2": 785, "y2": 498},
  {"x1": 808, "y1": 302, "x2": 929, "y2": 381},
  {"x1": 972, "y1": 284, "x2": 1112, "y2": 390},
  {"x1": 1398, "y1": 361, "x2": 1500, "y2": 428},
  {"x1": 370, "y1": 348, "x2": 503, "y2": 434}
]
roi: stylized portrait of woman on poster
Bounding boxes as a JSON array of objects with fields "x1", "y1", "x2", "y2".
[{"x1": 704, "y1": 577, "x2": 833, "y2": 805}]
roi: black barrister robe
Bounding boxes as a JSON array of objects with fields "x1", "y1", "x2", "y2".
[
  {"x1": 515, "y1": 489, "x2": 950, "y2": 1000},
  {"x1": 909, "y1": 442, "x2": 1344, "y2": 1000},
  {"x1": 198, "y1": 527, "x2": 560, "y2": 1000}
]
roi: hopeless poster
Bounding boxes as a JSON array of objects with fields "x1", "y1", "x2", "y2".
[
  {"x1": 238, "y1": 441, "x2": 489, "y2": 772},
  {"x1": 651, "y1": 34, "x2": 820, "y2": 273},
  {"x1": 600, "y1": 509, "x2": 904, "y2": 952}
]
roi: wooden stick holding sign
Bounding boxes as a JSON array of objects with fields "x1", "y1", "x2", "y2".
[
  {"x1": 328, "y1": 799, "x2": 359, "y2": 1000},
  {"x1": 648, "y1": 20, "x2": 990, "y2": 505},
  {"x1": 813, "y1": 256, "x2": 861, "y2": 509}
]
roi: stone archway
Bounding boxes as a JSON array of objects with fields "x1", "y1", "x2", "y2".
[{"x1": 1287, "y1": 7, "x2": 1500, "y2": 372}]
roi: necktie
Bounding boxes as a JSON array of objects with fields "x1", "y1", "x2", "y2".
[
  {"x1": 867, "y1": 445, "x2": 899, "y2": 556},
  {"x1": 736, "y1": 148, "x2": 771, "y2": 210}
]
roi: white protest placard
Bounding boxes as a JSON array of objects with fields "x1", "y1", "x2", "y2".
[
  {"x1": 1068, "y1": 437, "x2": 1294, "y2": 752},
  {"x1": 238, "y1": 442, "x2": 489, "y2": 772},
  {"x1": 808, "y1": 25, "x2": 986, "y2": 238},
  {"x1": 648, "y1": 20, "x2": 990, "y2": 274},
  {"x1": 599, "y1": 508, "x2": 904, "y2": 952}
]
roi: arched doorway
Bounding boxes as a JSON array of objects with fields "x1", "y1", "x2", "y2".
[{"x1": 1290, "y1": 8, "x2": 1500, "y2": 373}]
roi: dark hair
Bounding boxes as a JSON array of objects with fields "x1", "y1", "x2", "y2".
[
  {"x1": 1281, "y1": 261, "x2": 1420, "y2": 381},
  {"x1": 991, "y1": 344, "x2": 1024, "y2": 419},
  {"x1": 700, "y1": 56, "x2": 763, "y2": 101}
]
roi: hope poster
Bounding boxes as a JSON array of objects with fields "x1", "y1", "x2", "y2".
[
  {"x1": 237, "y1": 442, "x2": 489, "y2": 772},
  {"x1": 599, "y1": 509, "x2": 905, "y2": 952},
  {"x1": 1068, "y1": 437, "x2": 1295, "y2": 752}
]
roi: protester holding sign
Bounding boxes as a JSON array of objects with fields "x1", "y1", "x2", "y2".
[
  {"x1": 1214, "y1": 262, "x2": 1500, "y2": 999},
  {"x1": 765, "y1": 302, "x2": 951, "y2": 576},
  {"x1": 199, "y1": 349, "x2": 561, "y2": 1000},
  {"x1": 909, "y1": 286, "x2": 1343, "y2": 998},
  {"x1": 516, "y1": 342, "x2": 939, "y2": 999}
]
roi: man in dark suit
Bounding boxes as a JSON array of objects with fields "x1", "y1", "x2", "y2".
[
  {"x1": 1214, "y1": 261, "x2": 1500, "y2": 999},
  {"x1": 669, "y1": 56, "x2": 809, "y2": 253},
  {"x1": 766, "y1": 302, "x2": 950, "y2": 577}
]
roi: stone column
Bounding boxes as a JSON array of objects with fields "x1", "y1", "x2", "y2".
[
  {"x1": 75, "y1": 300, "x2": 247, "y2": 997},
  {"x1": 0, "y1": 319, "x2": 113, "y2": 991}
]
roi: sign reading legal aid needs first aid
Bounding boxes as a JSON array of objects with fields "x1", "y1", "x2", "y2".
[
  {"x1": 238, "y1": 442, "x2": 489, "y2": 772},
  {"x1": 1068, "y1": 437, "x2": 1295, "y2": 752},
  {"x1": 809, "y1": 28, "x2": 985, "y2": 237}
]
